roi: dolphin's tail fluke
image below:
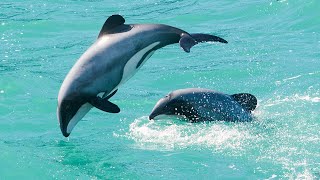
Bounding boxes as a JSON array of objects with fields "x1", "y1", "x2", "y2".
[
  {"x1": 179, "y1": 33, "x2": 228, "y2": 53},
  {"x1": 191, "y1": 33, "x2": 228, "y2": 44},
  {"x1": 231, "y1": 93, "x2": 257, "y2": 112}
]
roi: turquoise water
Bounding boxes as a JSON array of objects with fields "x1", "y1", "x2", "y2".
[{"x1": 1, "y1": 0, "x2": 319, "y2": 179}]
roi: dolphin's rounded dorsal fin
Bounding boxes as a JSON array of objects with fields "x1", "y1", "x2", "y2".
[
  {"x1": 231, "y1": 93, "x2": 257, "y2": 112},
  {"x1": 98, "y1": 14, "x2": 125, "y2": 38}
]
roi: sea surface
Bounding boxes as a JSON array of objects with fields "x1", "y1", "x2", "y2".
[{"x1": 0, "y1": 0, "x2": 319, "y2": 179}]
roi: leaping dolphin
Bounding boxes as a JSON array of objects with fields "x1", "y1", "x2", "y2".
[
  {"x1": 149, "y1": 88, "x2": 257, "y2": 122},
  {"x1": 57, "y1": 15, "x2": 228, "y2": 137}
]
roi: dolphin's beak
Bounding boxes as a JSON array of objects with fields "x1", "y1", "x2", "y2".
[
  {"x1": 148, "y1": 111, "x2": 158, "y2": 120},
  {"x1": 149, "y1": 98, "x2": 168, "y2": 120},
  {"x1": 57, "y1": 98, "x2": 92, "y2": 137}
]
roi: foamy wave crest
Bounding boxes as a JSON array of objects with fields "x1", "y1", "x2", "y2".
[
  {"x1": 264, "y1": 94, "x2": 320, "y2": 107},
  {"x1": 115, "y1": 116, "x2": 259, "y2": 152}
]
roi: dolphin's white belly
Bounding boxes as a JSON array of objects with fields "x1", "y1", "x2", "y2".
[
  {"x1": 102, "y1": 41, "x2": 160, "y2": 98},
  {"x1": 120, "y1": 41, "x2": 160, "y2": 85},
  {"x1": 66, "y1": 103, "x2": 93, "y2": 134}
]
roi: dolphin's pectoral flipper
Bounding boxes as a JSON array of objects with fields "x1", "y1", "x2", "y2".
[
  {"x1": 231, "y1": 93, "x2": 257, "y2": 112},
  {"x1": 98, "y1": 14, "x2": 125, "y2": 38},
  {"x1": 103, "y1": 89, "x2": 118, "y2": 99},
  {"x1": 179, "y1": 33, "x2": 197, "y2": 53},
  {"x1": 191, "y1": 33, "x2": 228, "y2": 44},
  {"x1": 89, "y1": 97, "x2": 120, "y2": 113}
]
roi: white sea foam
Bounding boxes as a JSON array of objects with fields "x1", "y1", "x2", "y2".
[
  {"x1": 263, "y1": 94, "x2": 320, "y2": 107},
  {"x1": 114, "y1": 116, "x2": 258, "y2": 152}
]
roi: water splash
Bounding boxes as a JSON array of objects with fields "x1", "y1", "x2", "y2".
[{"x1": 115, "y1": 116, "x2": 260, "y2": 154}]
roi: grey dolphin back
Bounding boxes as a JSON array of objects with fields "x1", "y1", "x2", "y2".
[
  {"x1": 231, "y1": 93, "x2": 257, "y2": 112},
  {"x1": 98, "y1": 14, "x2": 125, "y2": 38},
  {"x1": 98, "y1": 14, "x2": 228, "y2": 52}
]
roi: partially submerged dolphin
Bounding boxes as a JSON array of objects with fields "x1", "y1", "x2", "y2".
[
  {"x1": 149, "y1": 88, "x2": 257, "y2": 122},
  {"x1": 57, "y1": 15, "x2": 228, "y2": 137}
]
